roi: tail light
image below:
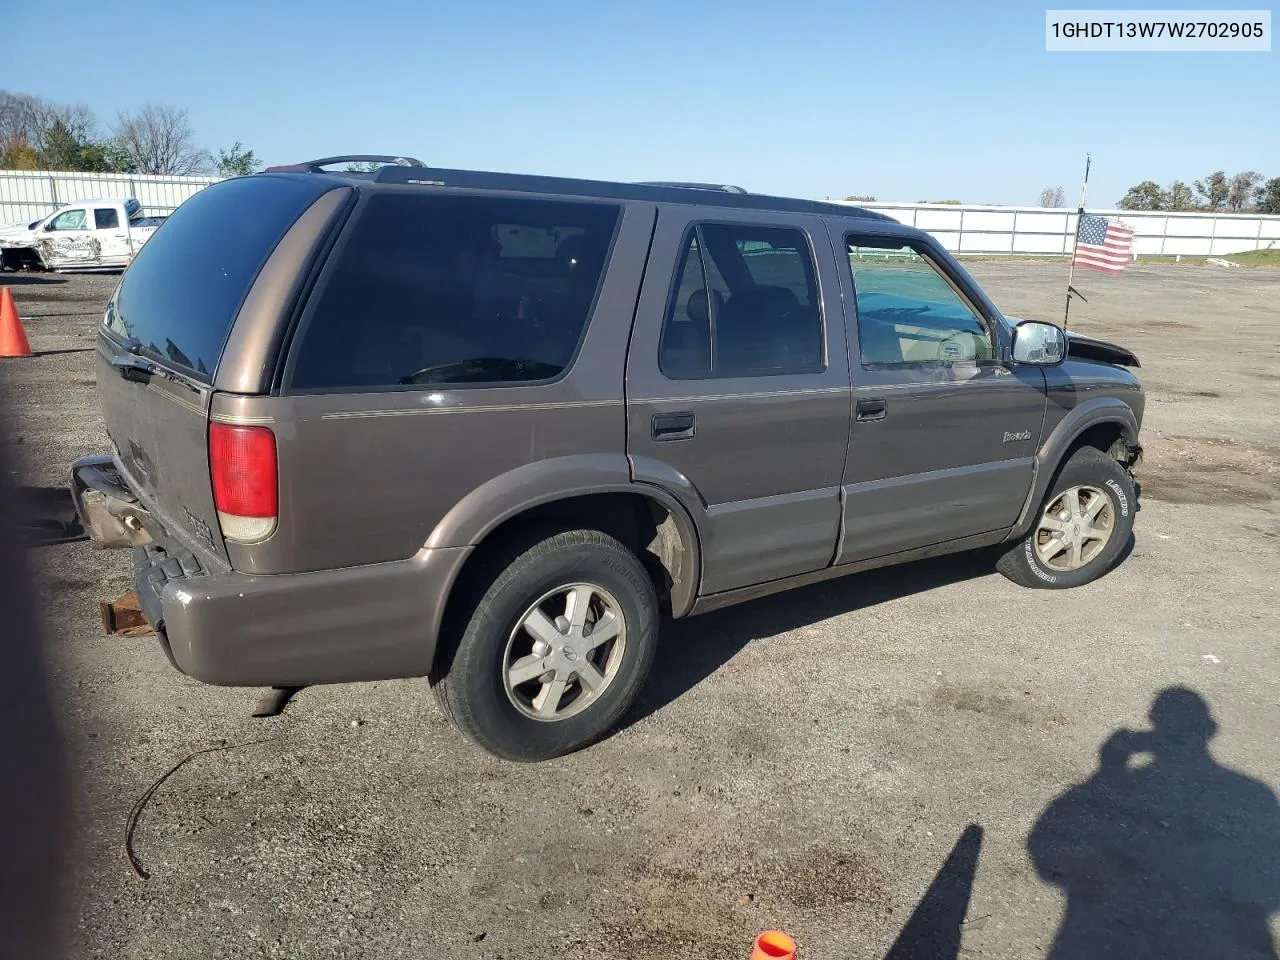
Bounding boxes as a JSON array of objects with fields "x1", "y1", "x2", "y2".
[{"x1": 209, "y1": 423, "x2": 278, "y2": 543}]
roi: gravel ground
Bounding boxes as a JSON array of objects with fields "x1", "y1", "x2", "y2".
[{"x1": 2, "y1": 262, "x2": 1278, "y2": 960}]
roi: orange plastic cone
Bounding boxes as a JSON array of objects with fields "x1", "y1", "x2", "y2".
[
  {"x1": 0, "y1": 287, "x2": 32, "y2": 358},
  {"x1": 751, "y1": 930, "x2": 796, "y2": 960}
]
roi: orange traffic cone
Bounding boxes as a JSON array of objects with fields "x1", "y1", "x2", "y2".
[
  {"x1": 0, "y1": 287, "x2": 32, "y2": 358},
  {"x1": 751, "y1": 930, "x2": 797, "y2": 960}
]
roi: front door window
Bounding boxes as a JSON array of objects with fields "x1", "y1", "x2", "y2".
[{"x1": 847, "y1": 240, "x2": 994, "y2": 364}]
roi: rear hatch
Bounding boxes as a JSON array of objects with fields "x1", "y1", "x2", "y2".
[{"x1": 97, "y1": 175, "x2": 334, "y2": 563}]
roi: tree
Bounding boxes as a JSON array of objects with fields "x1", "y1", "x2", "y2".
[
  {"x1": 1, "y1": 90, "x2": 105, "y2": 171},
  {"x1": 1194, "y1": 171, "x2": 1229, "y2": 210},
  {"x1": 36, "y1": 119, "x2": 107, "y2": 171},
  {"x1": 113, "y1": 104, "x2": 211, "y2": 175},
  {"x1": 217, "y1": 141, "x2": 258, "y2": 177},
  {"x1": 0, "y1": 140, "x2": 38, "y2": 169},
  {"x1": 1166, "y1": 180, "x2": 1196, "y2": 211},
  {"x1": 1257, "y1": 177, "x2": 1280, "y2": 215},
  {"x1": 1038, "y1": 186, "x2": 1065, "y2": 207},
  {"x1": 844, "y1": 194, "x2": 877, "y2": 202},
  {"x1": 1227, "y1": 171, "x2": 1263, "y2": 211},
  {"x1": 0, "y1": 91, "x2": 41, "y2": 148},
  {"x1": 99, "y1": 138, "x2": 137, "y2": 174},
  {"x1": 1118, "y1": 181, "x2": 1167, "y2": 211}
]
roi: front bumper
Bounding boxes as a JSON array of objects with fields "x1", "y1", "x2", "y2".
[{"x1": 72, "y1": 455, "x2": 472, "y2": 687}]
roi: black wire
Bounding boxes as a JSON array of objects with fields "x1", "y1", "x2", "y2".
[{"x1": 125, "y1": 738, "x2": 274, "y2": 879}]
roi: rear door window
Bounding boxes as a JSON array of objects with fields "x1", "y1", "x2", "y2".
[
  {"x1": 658, "y1": 223, "x2": 823, "y2": 379},
  {"x1": 94, "y1": 207, "x2": 120, "y2": 229},
  {"x1": 107, "y1": 176, "x2": 330, "y2": 381},
  {"x1": 288, "y1": 192, "x2": 620, "y2": 390}
]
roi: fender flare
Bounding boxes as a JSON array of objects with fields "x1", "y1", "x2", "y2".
[
  {"x1": 424, "y1": 454, "x2": 704, "y2": 617},
  {"x1": 1008, "y1": 398, "x2": 1140, "y2": 539}
]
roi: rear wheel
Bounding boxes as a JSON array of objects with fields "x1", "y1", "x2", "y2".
[
  {"x1": 997, "y1": 446, "x2": 1136, "y2": 589},
  {"x1": 432, "y1": 528, "x2": 659, "y2": 761}
]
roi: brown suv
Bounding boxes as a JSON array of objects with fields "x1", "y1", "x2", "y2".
[{"x1": 71, "y1": 156, "x2": 1144, "y2": 760}]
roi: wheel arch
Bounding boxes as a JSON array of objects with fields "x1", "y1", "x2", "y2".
[
  {"x1": 425, "y1": 456, "x2": 703, "y2": 640},
  {"x1": 1008, "y1": 399, "x2": 1140, "y2": 541}
]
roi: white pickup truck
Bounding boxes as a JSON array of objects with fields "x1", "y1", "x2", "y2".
[{"x1": 0, "y1": 198, "x2": 167, "y2": 272}]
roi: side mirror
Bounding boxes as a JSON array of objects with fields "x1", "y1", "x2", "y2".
[{"x1": 1011, "y1": 320, "x2": 1066, "y2": 365}]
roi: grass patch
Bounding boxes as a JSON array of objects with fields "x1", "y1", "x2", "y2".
[{"x1": 1225, "y1": 248, "x2": 1280, "y2": 267}]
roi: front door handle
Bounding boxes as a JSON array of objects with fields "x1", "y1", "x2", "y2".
[
  {"x1": 652, "y1": 411, "x2": 695, "y2": 441},
  {"x1": 856, "y1": 398, "x2": 887, "y2": 422}
]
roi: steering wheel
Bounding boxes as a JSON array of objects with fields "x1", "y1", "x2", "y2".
[{"x1": 938, "y1": 332, "x2": 976, "y2": 362}]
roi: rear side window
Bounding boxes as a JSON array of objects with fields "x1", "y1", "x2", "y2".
[
  {"x1": 109, "y1": 176, "x2": 328, "y2": 380},
  {"x1": 289, "y1": 193, "x2": 620, "y2": 390},
  {"x1": 94, "y1": 208, "x2": 119, "y2": 229},
  {"x1": 659, "y1": 223, "x2": 823, "y2": 379}
]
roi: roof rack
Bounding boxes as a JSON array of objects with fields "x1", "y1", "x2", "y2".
[
  {"x1": 263, "y1": 155, "x2": 427, "y2": 174},
  {"x1": 367, "y1": 165, "x2": 894, "y2": 222},
  {"x1": 634, "y1": 181, "x2": 749, "y2": 194}
]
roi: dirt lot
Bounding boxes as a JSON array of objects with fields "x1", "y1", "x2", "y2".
[{"x1": 2, "y1": 262, "x2": 1278, "y2": 960}]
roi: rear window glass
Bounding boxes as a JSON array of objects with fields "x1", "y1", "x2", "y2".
[
  {"x1": 108, "y1": 176, "x2": 327, "y2": 380},
  {"x1": 288, "y1": 192, "x2": 620, "y2": 390}
]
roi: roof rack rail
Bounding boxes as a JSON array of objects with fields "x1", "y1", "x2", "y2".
[
  {"x1": 263, "y1": 155, "x2": 427, "y2": 174},
  {"x1": 369, "y1": 165, "x2": 894, "y2": 221},
  {"x1": 635, "y1": 180, "x2": 748, "y2": 194}
]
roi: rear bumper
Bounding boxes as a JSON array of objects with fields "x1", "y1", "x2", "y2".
[
  {"x1": 147, "y1": 544, "x2": 471, "y2": 687},
  {"x1": 73, "y1": 455, "x2": 472, "y2": 687}
]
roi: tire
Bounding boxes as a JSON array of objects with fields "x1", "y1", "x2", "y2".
[
  {"x1": 432, "y1": 528, "x2": 659, "y2": 762},
  {"x1": 997, "y1": 446, "x2": 1136, "y2": 589}
]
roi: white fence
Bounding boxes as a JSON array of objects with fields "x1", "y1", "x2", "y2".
[
  {"x1": 848, "y1": 201, "x2": 1280, "y2": 257},
  {"x1": 4, "y1": 169, "x2": 1279, "y2": 258},
  {"x1": 0, "y1": 169, "x2": 218, "y2": 224}
]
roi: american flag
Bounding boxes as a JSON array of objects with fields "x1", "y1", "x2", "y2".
[{"x1": 1072, "y1": 214, "x2": 1135, "y2": 275}]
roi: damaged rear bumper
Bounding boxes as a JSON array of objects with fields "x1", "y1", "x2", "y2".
[{"x1": 70, "y1": 454, "x2": 472, "y2": 688}]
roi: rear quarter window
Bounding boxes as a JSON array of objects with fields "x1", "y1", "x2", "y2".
[
  {"x1": 287, "y1": 192, "x2": 620, "y2": 391},
  {"x1": 108, "y1": 176, "x2": 329, "y2": 381}
]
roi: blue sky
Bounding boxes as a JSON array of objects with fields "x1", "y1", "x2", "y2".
[{"x1": 5, "y1": 1, "x2": 1276, "y2": 206}]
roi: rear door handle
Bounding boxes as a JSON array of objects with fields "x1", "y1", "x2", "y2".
[
  {"x1": 856, "y1": 398, "x2": 887, "y2": 421},
  {"x1": 652, "y1": 411, "x2": 695, "y2": 441}
]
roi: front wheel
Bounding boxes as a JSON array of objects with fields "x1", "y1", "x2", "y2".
[
  {"x1": 432, "y1": 528, "x2": 659, "y2": 762},
  {"x1": 997, "y1": 446, "x2": 1136, "y2": 589}
]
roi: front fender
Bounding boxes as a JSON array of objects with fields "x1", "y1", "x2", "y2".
[{"x1": 1009, "y1": 397, "x2": 1140, "y2": 538}]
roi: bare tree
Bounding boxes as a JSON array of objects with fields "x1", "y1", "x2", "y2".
[
  {"x1": 0, "y1": 91, "x2": 96, "y2": 151},
  {"x1": 0, "y1": 91, "x2": 40, "y2": 147},
  {"x1": 113, "y1": 104, "x2": 211, "y2": 175},
  {"x1": 1038, "y1": 186, "x2": 1065, "y2": 207}
]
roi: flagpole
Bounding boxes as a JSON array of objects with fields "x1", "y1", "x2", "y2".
[{"x1": 1064, "y1": 153, "x2": 1091, "y2": 330}]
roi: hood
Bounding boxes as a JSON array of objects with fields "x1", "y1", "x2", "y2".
[
  {"x1": 1064, "y1": 331, "x2": 1140, "y2": 367},
  {"x1": 0, "y1": 220, "x2": 39, "y2": 248}
]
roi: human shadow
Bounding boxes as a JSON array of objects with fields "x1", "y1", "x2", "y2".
[
  {"x1": 1028, "y1": 687, "x2": 1280, "y2": 959},
  {"x1": 884, "y1": 824, "x2": 984, "y2": 960},
  {"x1": 624, "y1": 550, "x2": 997, "y2": 729},
  {"x1": 11, "y1": 486, "x2": 85, "y2": 546}
]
